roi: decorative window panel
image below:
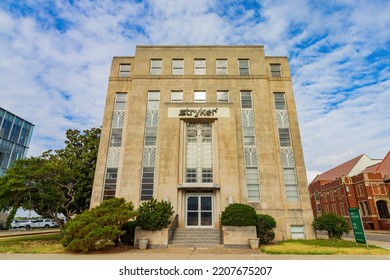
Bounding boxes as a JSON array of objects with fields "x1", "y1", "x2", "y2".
[
  {"x1": 274, "y1": 93, "x2": 299, "y2": 201},
  {"x1": 185, "y1": 123, "x2": 213, "y2": 183},
  {"x1": 240, "y1": 91, "x2": 260, "y2": 201},
  {"x1": 140, "y1": 92, "x2": 160, "y2": 200},
  {"x1": 102, "y1": 93, "x2": 127, "y2": 200}
]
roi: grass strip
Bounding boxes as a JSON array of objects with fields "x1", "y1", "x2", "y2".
[
  {"x1": 260, "y1": 239, "x2": 390, "y2": 255},
  {"x1": 0, "y1": 234, "x2": 64, "y2": 254}
]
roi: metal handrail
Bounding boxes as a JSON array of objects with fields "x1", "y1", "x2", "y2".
[{"x1": 168, "y1": 214, "x2": 179, "y2": 244}]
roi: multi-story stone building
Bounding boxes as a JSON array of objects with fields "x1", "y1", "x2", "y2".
[
  {"x1": 0, "y1": 107, "x2": 34, "y2": 176},
  {"x1": 90, "y1": 45, "x2": 315, "y2": 240},
  {"x1": 309, "y1": 152, "x2": 390, "y2": 230}
]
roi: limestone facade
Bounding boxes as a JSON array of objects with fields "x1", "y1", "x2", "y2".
[{"x1": 90, "y1": 45, "x2": 315, "y2": 240}]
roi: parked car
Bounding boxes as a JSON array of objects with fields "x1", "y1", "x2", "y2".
[
  {"x1": 11, "y1": 220, "x2": 31, "y2": 229},
  {"x1": 25, "y1": 219, "x2": 57, "y2": 229}
]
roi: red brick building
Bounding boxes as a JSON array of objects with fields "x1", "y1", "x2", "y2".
[{"x1": 308, "y1": 152, "x2": 390, "y2": 230}]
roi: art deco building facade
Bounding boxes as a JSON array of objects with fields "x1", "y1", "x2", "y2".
[
  {"x1": 0, "y1": 107, "x2": 34, "y2": 176},
  {"x1": 91, "y1": 46, "x2": 315, "y2": 240}
]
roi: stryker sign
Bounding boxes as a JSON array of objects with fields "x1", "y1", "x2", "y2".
[
  {"x1": 168, "y1": 107, "x2": 230, "y2": 118},
  {"x1": 179, "y1": 108, "x2": 218, "y2": 117}
]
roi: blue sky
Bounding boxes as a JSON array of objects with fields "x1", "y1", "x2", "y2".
[{"x1": 1, "y1": 0, "x2": 389, "y2": 182}]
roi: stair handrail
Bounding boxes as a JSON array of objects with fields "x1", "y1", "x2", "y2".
[{"x1": 168, "y1": 214, "x2": 179, "y2": 244}]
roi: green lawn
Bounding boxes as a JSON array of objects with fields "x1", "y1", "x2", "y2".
[
  {"x1": 260, "y1": 239, "x2": 390, "y2": 255},
  {"x1": 0, "y1": 234, "x2": 64, "y2": 253}
]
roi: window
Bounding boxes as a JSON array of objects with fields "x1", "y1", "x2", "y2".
[
  {"x1": 171, "y1": 91, "x2": 183, "y2": 102},
  {"x1": 377, "y1": 200, "x2": 390, "y2": 219},
  {"x1": 172, "y1": 59, "x2": 184, "y2": 75},
  {"x1": 119, "y1": 64, "x2": 130, "y2": 77},
  {"x1": 141, "y1": 167, "x2": 155, "y2": 200},
  {"x1": 194, "y1": 59, "x2": 206, "y2": 75},
  {"x1": 238, "y1": 59, "x2": 249, "y2": 76},
  {"x1": 140, "y1": 92, "x2": 160, "y2": 200},
  {"x1": 290, "y1": 225, "x2": 305, "y2": 239},
  {"x1": 283, "y1": 168, "x2": 299, "y2": 201},
  {"x1": 217, "y1": 90, "x2": 229, "y2": 102},
  {"x1": 216, "y1": 59, "x2": 228, "y2": 75},
  {"x1": 150, "y1": 59, "x2": 162, "y2": 75},
  {"x1": 185, "y1": 123, "x2": 213, "y2": 183},
  {"x1": 246, "y1": 167, "x2": 260, "y2": 201},
  {"x1": 332, "y1": 204, "x2": 337, "y2": 213},
  {"x1": 240, "y1": 91, "x2": 252, "y2": 108},
  {"x1": 194, "y1": 91, "x2": 206, "y2": 102},
  {"x1": 114, "y1": 93, "x2": 127, "y2": 110},
  {"x1": 274, "y1": 93, "x2": 286, "y2": 110},
  {"x1": 278, "y1": 128, "x2": 291, "y2": 147},
  {"x1": 270, "y1": 64, "x2": 281, "y2": 77},
  {"x1": 103, "y1": 168, "x2": 117, "y2": 200}
]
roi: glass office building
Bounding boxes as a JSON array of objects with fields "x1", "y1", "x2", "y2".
[{"x1": 0, "y1": 107, "x2": 34, "y2": 176}]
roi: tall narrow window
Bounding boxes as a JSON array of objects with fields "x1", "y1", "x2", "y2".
[
  {"x1": 119, "y1": 64, "x2": 131, "y2": 77},
  {"x1": 194, "y1": 59, "x2": 206, "y2": 75},
  {"x1": 185, "y1": 123, "x2": 213, "y2": 183},
  {"x1": 241, "y1": 91, "x2": 260, "y2": 201},
  {"x1": 140, "y1": 92, "x2": 160, "y2": 200},
  {"x1": 172, "y1": 59, "x2": 184, "y2": 75},
  {"x1": 274, "y1": 93, "x2": 299, "y2": 201},
  {"x1": 103, "y1": 93, "x2": 127, "y2": 200},
  {"x1": 270, "y1": 64, "x2": 282, "y2": 77},
  {"x1": 150, "y1": 59, "x2": 162, "y2": 75},
  {"x1": 216, "y1": 59, "x2": 228, "y2": 75},
  {"x1": 238, "y1": 59, "x2": 250, "y2": 76}
]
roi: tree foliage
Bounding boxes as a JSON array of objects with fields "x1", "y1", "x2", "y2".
[
  {"x1": 313, "y1": 213, "x2": 349, "y2": 239},
  {"x1": 256, "y1": 214, "x2": 276, "y2": 244},
  {"x1": 61, "y1": 198, "x2": 135, "y2": 252},
  {"x1": 0, "y1": 128, "x2": 100, "y2": 230},
  {"x1": 221, "y1": 203, "x2": 258, "y2": 226},
  {"x1": 136, "y1": 198, "x2": 174, "y2": 231}
]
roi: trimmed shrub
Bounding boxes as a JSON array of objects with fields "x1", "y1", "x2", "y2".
[
  {"x1": 221, "y1": 203, "x2": 258, "y2": 226},
  {"x1": 136, "y1": 198, "x2": 174, "y2": 231},
  {"x1": 313, "y1": 213, "x2": 349, "y2": 239},
  {"x1": 256, "y1": 214, "x2": 276, "y2": 244},
  {"x1": 61, "y1": 198, "x2": 135, "y2": 252},
  {"x1": 120, "y1": 220, "x2": 137, "y2": 245}
]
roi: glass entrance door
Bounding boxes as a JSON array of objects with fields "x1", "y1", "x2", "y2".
[{"x1": 186, "y1": 194, "x2": 213, "y2": 227}]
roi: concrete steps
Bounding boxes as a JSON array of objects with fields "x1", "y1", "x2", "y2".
[{"x1": 169, "y1": 228, "x2": 222, "y2": 248}]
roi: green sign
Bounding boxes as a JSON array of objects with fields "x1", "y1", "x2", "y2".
[{"x1": 348, "y1": 208, "x2": 367, "y2": 244}]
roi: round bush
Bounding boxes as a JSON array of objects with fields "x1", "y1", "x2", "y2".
[
  {"x1": 136, "y1": 198, "x2": 174, "y2": 231},
  {"x1": 313, "y1": 213, "x2": 349, "y2": 239},
  {"x1": 256, "y1": 214, "x2": 276, "y2": 244},
  {"x1": 221, "y1": 203, "x2": 258, "y2": 226}
]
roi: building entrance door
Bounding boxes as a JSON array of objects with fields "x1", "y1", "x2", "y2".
[{"x1": 186, "y1": 194, "x2": 213, "y2": 227}]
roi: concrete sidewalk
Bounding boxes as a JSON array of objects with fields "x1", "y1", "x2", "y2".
[{"x1": 1, "y1": 246, "x2": 390, "y2": 260}]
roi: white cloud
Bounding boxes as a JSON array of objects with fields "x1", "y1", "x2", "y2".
[{"x1": 0, "y1": 0, "x2": 389, "y2": 179}]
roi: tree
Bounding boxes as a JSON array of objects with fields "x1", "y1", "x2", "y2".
[
  {"x1": 61, "y1": 198, "x2": 135, "y2": 252},
  {"x1": 312, "y1": 213, "x2": 349, "y2": 239},
  {"x1": 0, "y1": 128, "x2": 100, "y2": 230}
]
